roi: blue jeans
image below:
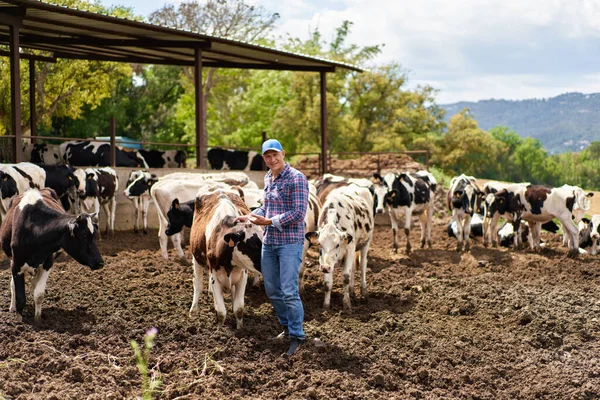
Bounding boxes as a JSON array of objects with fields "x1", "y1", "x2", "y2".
[{"x1": 261, "y1": 242, "x2": 305, "y2": 339}]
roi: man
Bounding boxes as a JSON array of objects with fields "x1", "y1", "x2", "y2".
[{"x1": 235, "y1": 139, "x2": 309, "y2": 356}]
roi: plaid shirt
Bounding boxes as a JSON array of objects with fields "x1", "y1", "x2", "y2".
[{"x1": 252, "y1": 163, "x2": 309, "y2": 245}]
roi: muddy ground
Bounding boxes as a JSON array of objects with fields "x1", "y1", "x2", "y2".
[{"x1": 1, "y1": 218, "x2": 600, "y2": 400}]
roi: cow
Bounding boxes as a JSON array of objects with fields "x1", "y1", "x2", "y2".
[
  {"x1": 73, "y1": 167, "x2": 119, "y2": 236},
  {"x1": 22, "y1": 143, "x2": 62, "y2": 165},
  {"x1": 207, "y1": 147, "x2": 263, "y2": 171},
  {"x1": 41, "y1": 164, "x2": 79, "y2": 213},
  {"x1": 494, "y1": 184, "x2": 582, "y2": 257},
  {"x1": 386, "y1": 170, "x2": 436, "y2": 254},
  {"x1": 559, "y1": 184, "x2": 593, "y2": 246},
  {"x1": 151, "y1": 172, "x2": 254, "y2": 260},
  {"x1": 0, "y1": 163, "x2": 46, "y2": 221},
  {"x1": 0, "y1": 188, "x2": 104, "y2": 321},
  {"x1": 305, "y1": 185, "x2": 374, "y2": 310},
  {"x1": 447, "y1": 174, "x2": 482, "y2": 252},
  {"x1": 189, "y1": 189, "x2": 263, "y2": 328},
  {"x1": 138, "y1": 149, "x2": 187, "y2": 168},
  {"x1": 578, "y1": 215, "x2": 600, "y2": 255},
  {"x1": 123, "y1": 170, "x2": 158, "y2": 234},
  {"x1": 61, "y1": 140, "x2": 149, "y2": 168}
]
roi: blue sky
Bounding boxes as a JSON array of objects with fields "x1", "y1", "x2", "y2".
[{"x1": 97, "y1": 0, "x2": 600, "y2": 104}]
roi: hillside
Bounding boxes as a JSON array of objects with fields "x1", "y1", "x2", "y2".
[{"x1": 441, "y1": 92, "x2": 600, "y2": 154}]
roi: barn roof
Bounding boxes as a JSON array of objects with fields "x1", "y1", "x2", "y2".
[{"x1": 0, "y1": 0, "x2": 362, "y2": 72}]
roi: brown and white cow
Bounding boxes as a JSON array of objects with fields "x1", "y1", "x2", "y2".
[
  {"x1": 305, "y1": 185, "x2": 373, "y2": 310},
  {"x1": 1, "y1": 188, "x2": 104, "y2": 321},
  {"x1": 385, "y1": 170, "x2": 436, "y2": 254},
  {"x1": 189, "y1": 189, "x2": 263, "y2": 328},
  {"x1": 494, "y1": 184, "x2": 584, "y2": 257},
  {"x1": 447, "y1": 174, "x2": 482, "y2": 252}
]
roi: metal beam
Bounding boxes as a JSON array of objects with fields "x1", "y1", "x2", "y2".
[
  {"x1": 29, "y1": 58, "x2": 35, "y2": 140},
  {"x1": 19, "y1": 34, "x2": 212, "y2": 48},
  {"x1": 320, "y1": 71, "x2": 328, "y2": 175},
  {"x1": 195, "y1": 48, "x2": 206, "y2": 169},
  {"x1": 0, "y1": 6, "x2": 25, "y2": 27},
  {"x1": 9, "y1": 23, "x2": 21, "y2": 162},
  {"x1": 0, "y1": 49, "x2": 55, "y2": 62}
]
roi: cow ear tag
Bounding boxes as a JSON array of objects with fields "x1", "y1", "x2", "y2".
[{"x1": 228, "y1": 238, "x2": 235, "y2": 247}]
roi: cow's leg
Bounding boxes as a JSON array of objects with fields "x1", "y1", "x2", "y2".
[
  {"x1": 9, "y1": 275, "x2": 16, "y2": 312},
  {"x1": 342, "y1": 248, "x2": 355, "y2": 310},
  {"x1": 11, "y1": 260, "x2": 26, "y2": 316},
  {"x1": 350, "y1": 252, "x2": 358, "y2": 300},
  {"x1": 142, "y1": 196, "x2": 150, "y2": 235},
  {"x1": 557, "y1": 214, "x2": 580, "y2": 258},
  {"x1": 323, "y1": 269, "x2": 333, "y2": 310},
  {"x1": 132, "y1": 197, "x2": 140, "y2": 233},
  {"x1": 532, "y1": 222, "x2": 542, "y2": 251},
  {"x1": 426, "y1": 203, "x2": 433, "y2": 248},
  {"x1": 452, "y1": 210, "x2": 463, "y2": 252},
  {"x1": 232, "y1": 269, "x2": 247, "y2": 329},
  {"x1": 109, "y1": 197, "x2": 117, "y2": 237},
  {"x1": 463, "y1": 214, "x2": 473, "y2": 252},
  {"x1": 171, "y1": 232, "x2": 185, "y2": 260},
  {"x1": 157, "y1": 214, "x2": 169, "y2": 260},
  {"x1": 390, "y1": 212, "x2": 399, "y2": 253},
  {"x1": 189, "y1": 256, "x2": 204, "y2": 315},
  {"x1": 592, "y1": 238, "x2": 599, "y2": 256},
  {"x1": 211, "y1": 270, "x2": 227, "y2": 324},
  {"x1": 359, "y1": 244, "x2": 370, "y2": 299},
  {"x1": 404, "y1": 209, "x2": 413, "y2": 255},
  {"x1": 490, "y1": 213, "x2": 500, "y2": 247},
  {"x1": 32, "y1": 264, "x2": 51, "y2": 323},
  {"x1": 483, "y1": 214, "x2": 491, "y2": 247}
]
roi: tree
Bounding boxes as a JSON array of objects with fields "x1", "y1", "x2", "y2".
[
  {"x1": 0, "y1": 0, "x2": 135, "y2": 136},
  {"x1": 148, "y1": 0, "x2": 280, "y2": 156}
]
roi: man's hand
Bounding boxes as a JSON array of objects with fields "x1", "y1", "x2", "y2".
[
  {"x1": 247, "y1": 214, "x2": 272, "y2": 226},
  {"x1": 234, "y1": 215, "x2": 249, "y2": 223}
]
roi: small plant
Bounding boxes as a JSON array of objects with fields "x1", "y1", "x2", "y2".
[{"x1": 131, "y1": 327, "x2": 162, "y2": 400}]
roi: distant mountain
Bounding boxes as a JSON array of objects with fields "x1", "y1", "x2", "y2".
[{"x1": 440, "y1": 92, "x2": 600, "y2": 154}]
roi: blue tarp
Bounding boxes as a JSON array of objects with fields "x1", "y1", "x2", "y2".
[{"x1": 95, "y1": 136, "x2": 142, "y2": 150}]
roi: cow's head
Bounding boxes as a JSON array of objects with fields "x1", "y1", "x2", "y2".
[
  {"x1": 452, "y1": 181, "x2": 480, "y2": 215},
  {"x1": 0, "y1": 171, "x2": 17, "y2": 199},
  {"x1": 175, "y1": 150, "x2": 187, "y2": 168},
  {"x1": 371, "y1": 173, "x2": 388, "y2": 214},
  {"x1": 306, "y1": 223, "x2": 353, "y2": 274},
  {"x1": 165, "y1": 198, "x2": 193, "y2": 236},
  {"x1": 493, "y1": 189, "x2": 522, "y2": 216},
  {"x1": 221, "y1": 216, "x2": 263, "y2": 273},
  {"x1": 124, "y1": 171, "x2": 157, "y2": 198},
  {"x1": 64, "y1": 213, "x2": 104, "y2": 270},
  {"x1": 483, "y1": 193, "x2": 498, "y2": 218}
]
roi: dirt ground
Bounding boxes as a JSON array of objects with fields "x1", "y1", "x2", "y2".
[{"x1": 1, "y1": 213, "x2": 600, "y2": 399}]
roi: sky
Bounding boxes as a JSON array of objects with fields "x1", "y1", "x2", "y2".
[{"x1": 97, "y1": 0, "x2": 600, "y2": 104}]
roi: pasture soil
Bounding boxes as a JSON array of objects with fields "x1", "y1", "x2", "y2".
[{"x1": 2, "y1": 222, "x2": 600, "y2": 399}]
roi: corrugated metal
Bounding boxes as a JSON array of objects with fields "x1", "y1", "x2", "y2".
[{"x1": 0, "y1": 0, "x2": 362, "y2": 72}]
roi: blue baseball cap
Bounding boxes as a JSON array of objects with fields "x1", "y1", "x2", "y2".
[{"x1": 261, "y1": 139, "x2": 284, "y2": 154}]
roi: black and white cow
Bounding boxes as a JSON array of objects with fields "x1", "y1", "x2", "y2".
[
  {"x1": 138, "y1": 149, "x2": 187, "y2": 168},
  {"x1": 385, "y1": 170, "x2": 436, "y2": 254},
  {"x1": 494, "y1": 184, "x2": 584, "y2": 257},
  {"x1": 0, "y1": 163, "x2": 46, "y2": 221},
  {"x1": 559, "y1": 184, "x2": 593, "y2": 246},
  {"x1": 123, "y1": 170, "x2": 158, "y2": 234},
  {"x1": 61, "y1": 140, "x2": 149, "y2": 168},
  {"x1": 313, "y1": 173, "x2": 382, "y2": 216},
  {"x1": 73, "y1": 167, "x2": 119, "y2": 236},
  {"x1": 306, "y1": 185, "x2": 374, "y2": 310},
  {"x1": 0, "y1": 188, "x2": 104, "y2": 321},
  {"x1": 41, "y1": 164, "x2": 79, "y2": 213},
  {"x1": 447, "y1": 174, "x2": 482, "y2": 252},
  {"x1": 190, "y1": 189, "x2": 263, "y2": 328},
  {"x1": 22, "y1": 143, "x2": 63, "y2": 165},
  {"x1": 578, "y1": 215, "x2": 600, "y2": 255},
  {"x1": 207, "y1": 147, "x2": 263, "y2": 171}
]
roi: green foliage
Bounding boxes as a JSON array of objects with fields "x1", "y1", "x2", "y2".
[{"x1": 130, "y1": 328, "x2": 162, "y2": 400}]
